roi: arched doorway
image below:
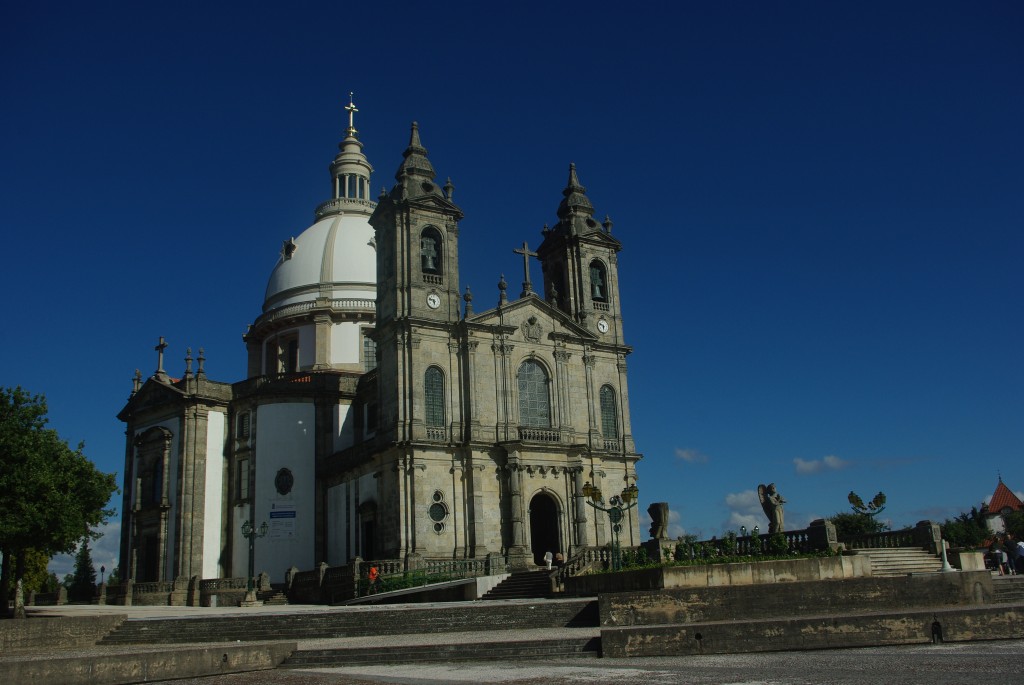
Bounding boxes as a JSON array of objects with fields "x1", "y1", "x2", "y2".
[{"x1": 529, "y1": 492, "x2": 560, "y2": 566}]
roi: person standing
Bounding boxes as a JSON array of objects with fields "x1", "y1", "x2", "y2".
[
  {"x1": 1003, "y1": 534, "x2": 1018, "y2": 575},
  {"x1": 543, "y1": 551, "x2": 553, "y2": 570}
]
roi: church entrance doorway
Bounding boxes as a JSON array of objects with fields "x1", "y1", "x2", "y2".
[{"x1": 528, "y1": 492, "x2": 560, "y2": 566}]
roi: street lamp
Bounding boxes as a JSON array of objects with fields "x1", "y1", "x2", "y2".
[
  {"x1": 100, "y1": 565, "x2": 106, "y2": 584},
  {"x1": 241, "y1": 519, "x2": 269, "y2": 593},
  {"x1": 581, "y1": 481, "x2": 639, "y2": 571}
]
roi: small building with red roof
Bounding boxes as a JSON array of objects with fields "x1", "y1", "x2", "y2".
[{"x1": 983, "y1": 477, "x2": 1023, "y2": 534}]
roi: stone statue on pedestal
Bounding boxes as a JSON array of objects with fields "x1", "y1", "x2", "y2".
[{"x1": 758, "y1": 483, "x2": 786, "y2": 534}]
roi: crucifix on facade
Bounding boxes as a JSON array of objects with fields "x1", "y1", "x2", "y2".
[
  {"x1": 154, "y1": 336, "x2": 168, "y2": 379},
  {"x1": 512, "y1": 241, "x2": 538, "y2": 297}
]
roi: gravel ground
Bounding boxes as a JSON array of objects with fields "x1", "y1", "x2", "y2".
[{"x1": 162, "y1": 639, "x2": 1024, "y2": 685}]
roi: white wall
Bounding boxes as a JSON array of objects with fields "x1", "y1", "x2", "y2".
[
  {"x1": 333, "y1": 401, "x2": 356, "y2": 452},
  {"x1": 201, "y1": 410, "x2": 225, "y2": 579},
  {"x1": 330, "y1": 321, "x2": 362, "y2": 366},
  {"x1": 251, "y1": 402, "x2": 316, "y2": 582}
]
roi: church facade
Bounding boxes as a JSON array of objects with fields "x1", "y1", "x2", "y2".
[{"x1": 117, "y1": 102, "x2": 643, "y2": 583}]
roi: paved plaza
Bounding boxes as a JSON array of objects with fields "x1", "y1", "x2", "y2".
[{"x1": 157, "y1": 640, "x2": 1023, "y2": 685}]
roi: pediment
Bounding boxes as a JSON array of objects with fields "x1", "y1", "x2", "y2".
[
  {"x1": 468, "y1": 295, "x2": 595, "y2": 341},
  {"x1": 118, "y1": 378, "x2": 186, "y2": 420}
]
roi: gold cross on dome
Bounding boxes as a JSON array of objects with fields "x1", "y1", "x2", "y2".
[{"x1": 345, "y1": 92, "x2": 358, "y2": 135}]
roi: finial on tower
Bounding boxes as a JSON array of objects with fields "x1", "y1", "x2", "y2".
[{"x1": 345, "y1": 92, "x2": 359, "y2": 137}]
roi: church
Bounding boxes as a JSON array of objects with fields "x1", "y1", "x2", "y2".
[{"x1": 116, "y1": 99, "x2": 643, "y2": 584}]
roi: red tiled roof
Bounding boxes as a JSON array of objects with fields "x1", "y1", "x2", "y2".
[{"x1": 989, "y1": 481, "x2": 1023, "y2": 513}]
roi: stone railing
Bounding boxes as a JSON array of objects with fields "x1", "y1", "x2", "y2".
[
  {"x1": 842, "y1": 520, "x2": 942, "y2": 554},
  {"x1": 426, "y1": 426, "x2": 447, "y2": 441},
  {"x1": 254, "y1": 298, "x2": 376, "y2": 329},
  {"x1": 284, "y1": 555, "x2": 508, "y2": 603},
  {"x1": 593, "y1": 302, "x2": 610, "y2": 312},
  {"x1": 554, "y1": 546, "x2": 617, "y2": 591},
  {"x1": 423, "y1": 273, "x2": 443, "y2": 285},
  {"x1": 518, "y1": 427, "x2": 560, "y2": 442},
  {"x1": 314, "y1": 197, "x2": 376, "y2": 219}
]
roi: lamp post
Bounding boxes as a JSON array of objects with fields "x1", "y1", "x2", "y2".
[
  {"x1": 581, "y1": 481, "x2": 639, "y2": 571},
  {"x1": 753, "y1": 525, "x2": 760, "y2": 554},
  {"x1": 100, "y1": 565, "x2": 106, "y2": 584},
  {"x1": 241, "y1": 519, "x2": 269, "y2": 593}
]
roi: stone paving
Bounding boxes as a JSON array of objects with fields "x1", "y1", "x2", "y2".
[{"x1": 165, "y1": 640, "x2": 1024, "y2": 685}]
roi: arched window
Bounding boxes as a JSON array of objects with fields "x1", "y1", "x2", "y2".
[
  {"x1": 518, "y1": 359, "x2": 551, "y2": 427},
  {"x1": 589, "y1": 260, "x2": 608, "y2": 302},
  {"x1": 600, "y1": 385, "x2": 618, "y2": 440},
  {"x1": 425, "y1": 366, "x2": 445, "y2": 427},
  {"x1": 420, "y1": 227, "x2": 443, "y2": 275}
]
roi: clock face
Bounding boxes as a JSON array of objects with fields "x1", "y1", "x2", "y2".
[
  {"x1": 597, "y1": 319, "x2": 609, "y2": 334},
  {"x1": 426, "y1": 293, "x2": 441, "y2": 309}
]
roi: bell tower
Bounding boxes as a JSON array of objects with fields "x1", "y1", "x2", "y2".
[
  {"x1": 536, "y1": 164, "x2": 626, "y2": 342},
  {"x1": 370, "y1": 123, "x2": 464, "y2": 442},
  {"x1": 371, "y1": 123, "x2": 464, "y2": 327}
]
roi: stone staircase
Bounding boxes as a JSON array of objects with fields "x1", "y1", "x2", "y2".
[
  {"x1": 98, "y1": 598, "x2": 598, "y2": 645},
  {"x1": 992, "y1": 575, "x2": 1024, "y2": 603},
  {"x1": 257, "y1": 590, "x2": 289, "y2": 605},
  {"x1": 481, "y1": 571, "x2": 553, "y2": 600},
  {"x1": 854, "y1": 547, "x2": 943, "y2": 576}
]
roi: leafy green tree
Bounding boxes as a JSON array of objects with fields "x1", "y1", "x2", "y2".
[
  {"x1": 1003, "y1": 510, "x2": 1024, "y2": 540},
  {"x1": 0, "y1": 387, "x2": 118, "y2": 618},
  {"x1": 106, "y1": 564, "x2": 121, "y2": 587},
  {"x1": 829, "y1": 512, "x2": 889, "y2": 539},
  {"x1": 69, "y1": 538, "x2": 98, "y2": 602},
  {"x1": 19, "y1": 548, "x2": 53, "y2": 595},
  {"x1": 940, "y1": 507, "x2": 989, "y2": 548}
]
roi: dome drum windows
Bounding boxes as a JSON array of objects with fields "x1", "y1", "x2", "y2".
[{"x1": 337, "y1": 174, "x2": 368, "y2": 200}]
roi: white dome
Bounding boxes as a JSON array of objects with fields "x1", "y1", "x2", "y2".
[{"x1": 263, "y1": 212, "x2": 376, "y2": 312}]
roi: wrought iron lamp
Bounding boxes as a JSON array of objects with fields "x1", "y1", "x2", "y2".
[
  {"x1": 241, "y1": 519, "x2": 269, "y2": 593},
  {"x1": 581, "y1": 480, "x2": 639, "y2": 571}
]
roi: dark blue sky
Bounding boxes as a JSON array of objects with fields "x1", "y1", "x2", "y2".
[{"x1": 2, "y1": 2, "x2": 1021, "y2": 572}]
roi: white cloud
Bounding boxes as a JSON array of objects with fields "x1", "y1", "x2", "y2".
[
  {"x1": 723, "y1": 489, "x2": 766, "y2": 534},
  {"x1": 675, "y1": 448, "x2": 708, "y2": 464},
  {"x1": 794, "y1": 454, "x2": 848, "y2": 474}
]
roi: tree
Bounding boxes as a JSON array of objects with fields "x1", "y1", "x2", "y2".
[
  {"x1": 18, "y1": 548, "x2": 53, "y2": 596},
  {"x1": 69, "y1": 538, "x2": 97, "y2": 602},
  {"x1": 1003, "y1": 510, "x2": 1024, "y2": 540},
  {"x1": 830, "y1": 511, "x2": 889, "y2": 539},
  {"x1": 940, "y1": 507, "x2": 989, "y2": 548},
  {"x1": 0, "y1": 387, "x2": 118, "y2": 618}
]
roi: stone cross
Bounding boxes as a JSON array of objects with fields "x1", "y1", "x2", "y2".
[
  {"x1": 154, "y1": 336, "x2": 168, "y2": 375},
  {"x1": 513, "y1": 241, "x2": 538, "y2": 297}
]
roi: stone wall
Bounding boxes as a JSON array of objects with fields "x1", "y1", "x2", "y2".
[
  {"x1": 1, "y1": 615, "x2": 125, "y2": 652},
  {"x1": 597, "y1": 570, "x2": 995, "y2": 627},
  {"x1": 565, "y1": 555, "x2": 870, "y2": 596},
  {"x1": 601, "y1": 605, "x2": 1024, "y2": 657}
]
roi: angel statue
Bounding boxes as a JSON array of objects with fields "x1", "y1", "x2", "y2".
[{"x1": 757, "y1": 483, "x2": 786, "y2": 534}]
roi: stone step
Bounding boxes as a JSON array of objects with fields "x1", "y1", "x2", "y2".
[
  {"x1": 282, "y1": 637, "x2": 600, "y2": 667},
  {"x1": 99, "y1": 599, "x2": 599, "y2": 645},
  {"x1": 852, "y1": 547, "x2": 943, "y2": 577},
  {"x1": 992, "y1": 577, "x2": 1024, "y2": 602},
  {"x1": 482, "y1": 571, "x2": 553, "y2": 600}
]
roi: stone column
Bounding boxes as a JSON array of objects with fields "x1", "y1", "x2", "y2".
[
  {"x1": 506, "y1": 453, "x2": 530, "y2": 569},
  {"x1": 572, "y1": 465, "x2": 587, "y2": 552},
  {"x1": 582, "y1": 349, "x2": 599, "y2": 446}
]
